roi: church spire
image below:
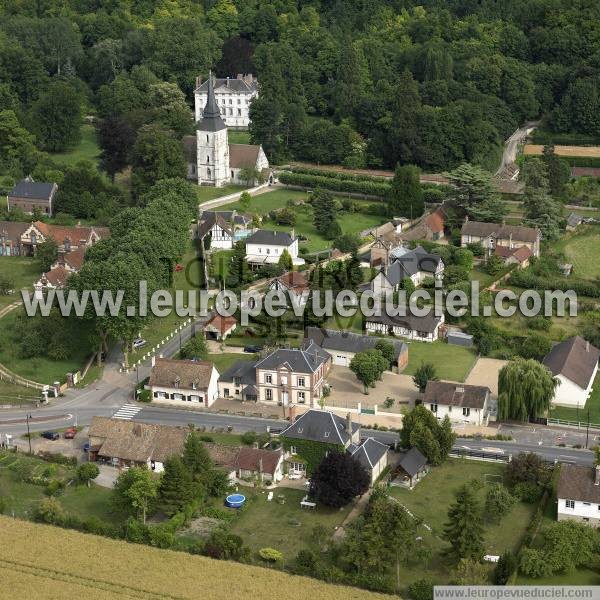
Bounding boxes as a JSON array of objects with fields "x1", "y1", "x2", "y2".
[{"x1": 197, "y1": 70, "x2": 227, "y2": 132}]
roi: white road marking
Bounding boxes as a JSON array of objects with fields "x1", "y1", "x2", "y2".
[{"x1": 112, "y1": 404, "x2": 142, "y2": 420}]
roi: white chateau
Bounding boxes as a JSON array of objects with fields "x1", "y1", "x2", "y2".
[
  {"x1": 194, "y1": 74, "x2": 258, "y2": 128},
  {"x1": 184, "y1": 72, "x2": 270, "y2": 187}
]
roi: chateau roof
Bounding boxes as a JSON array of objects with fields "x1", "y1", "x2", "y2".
[{"x1": 196, "y1": 75, "x2": 258, "y2": 94}]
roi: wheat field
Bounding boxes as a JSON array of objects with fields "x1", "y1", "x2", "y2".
[
  {"x1": 0, "y1": 516, "x2": 394, "y2": 600},
  {"x1": 524, "y1": 144, "x2": 600, "y2": 157}
]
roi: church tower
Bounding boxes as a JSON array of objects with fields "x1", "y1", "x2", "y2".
[{"x1": 196, "y1": 72, "x2": 230, "y2": 187}]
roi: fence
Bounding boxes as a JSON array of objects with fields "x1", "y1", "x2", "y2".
[
  {"x1": 449, "y1": 448, "x2": 512, "y2": 463},
  {"x1": 546, "y1": 417, "x2": 600, "y2": 431}
]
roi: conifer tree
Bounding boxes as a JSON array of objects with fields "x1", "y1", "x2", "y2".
[{"x1": 444, "y1": 485, "x2": 485, "y2": 561}]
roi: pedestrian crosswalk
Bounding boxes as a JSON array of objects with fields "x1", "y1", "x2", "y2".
[{"x1": 112, "y1": 404, "x2": 142, "y2": 420}]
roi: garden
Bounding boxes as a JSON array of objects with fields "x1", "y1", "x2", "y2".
[
  {"x1": 402, "y1": 341, "x2": 477, "y2": 382},
  {"x1": 0, "y1": 255, "x2": 40, "y2": 309}
]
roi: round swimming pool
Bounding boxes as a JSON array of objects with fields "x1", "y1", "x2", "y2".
[{"x1": 225, "y1": 494, "x2": 246, "y2": 508}]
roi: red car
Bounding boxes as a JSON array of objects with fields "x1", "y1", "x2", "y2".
[{"x1": 63, "y1": 428, "x2": 77, "y2": 439}]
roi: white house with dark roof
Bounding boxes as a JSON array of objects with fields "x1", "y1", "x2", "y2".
[
  {"x1": 557, "y1": 464, "x2": 600, "y2": 526},
  {"x1": 364, "y1": 311, "x2": 444, "y2": 342},
  {"x1": 245, "y1": 229, "x2": 304, "y2": 267},
  {"x1": 460, "y1": 219, "x2": 541, "y2": 258},
  {"x1": 184, "y1": 72, "x2": 270, "y2": 187},
  {"x1": 196, "y1": 210, "x2": 254, "y2": 249},
  {"x1": 148, "y1": 357, "x2": 219, "y2": 408},
  {"x1": 543, "y1": 336, "x2": 599, "y2": 409},
  {"x1": 194, "y1": 73, "x2": 258, "y2": 128},
  {"x1": 348, "y1": 437, "x2": 389, "y2": 484},
  {"x1": 423, "y1": 380, "x2": 491, "y2": 425}
]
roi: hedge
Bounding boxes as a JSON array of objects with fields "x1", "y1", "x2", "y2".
[
  {"x1": 289, "y1": 166, "x2": 391, "y2": 184},
  {"x1": 508, "y1": 269, "x2": 600, "y2": 298},
  {"x1": 279, "y1": 171, "x2": 390, "y2": 197}
]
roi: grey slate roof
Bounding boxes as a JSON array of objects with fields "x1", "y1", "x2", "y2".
[
  {"x1": 245, "y1": 229, "x2": 295, "y2": 246},
  {"x1": 398, "y1": 447, "x2": 428, "y2": 477},
  {"x1": 255, "y1": 344, "x2": 329, "y2": 374},
  {"x1": 382, "y1": 246, "x2": 441, "y2": 285},
  {"x1": 280, "y1": 409, "x2": 359, "y2": 445},
  {"x1": 304, "y1": 327, "x2": 407, "y2": 363},
  {"x1": 543, "y1": 336, "x2": 600, "y2": 390},
  {"x1": 196, "y1": 74, "x2": 227, "y2": 132},
  {"x1": 350, "y1": 437, "x2": 388, "y2": 470},
  {"x1": 557, "y1": 464, "x2": 600, "y2": 503},
  {"x1": 461, "y1": 221, "x2": 539, "y2": 243},
  {"x1": 9, "y1": 180, "x2": 55, "y2": 200},
  {"x1": 566, "y1": 213, "x2": 583, "y2": 228},
  {"x1": 196, "y1": 76, "x2": 258, "y2": 94},
  {"x1": 219, "y1": 360, "x2": 258, "y2": 385},
  {"x1": 365, "y1": 311, "x2": 442, "y2": 334}
]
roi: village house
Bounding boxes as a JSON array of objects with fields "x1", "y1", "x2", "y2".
[
  {"x1": 423, "y1": 380, "x2": 492, "y2": 426},
  {"x1": 245, "y1": 229, "x2": 305, "y2": 268},
  {"x1": 304, "y1": 326, "x2": 408, "y2": 370},
  {"x1": 218, "y1": 359, "x2": 259, "y2": 402},
  {"x1": 370, "y1": 245, "x2": 444, "y2": 294},
  {"x1": 269, "y1": 271, "x2": 310, "y2": 305},
  {"x1": 460, "y1": 219, "x2": 541, "y2": 258},
  {"x1": 195, "y1": 209, "x2": 254, "y2": 250},
  {"x1": 194, "y1": 73, "x2": 258, "y2": 129},
  {"x1": 87, "y1": 417, "x2": 188, "y2": 472},
  {"x1": 7, "y1": 179, "x2": 57, "y2": 216},
  {"x1": 364, "y1": 311, "x2": 444, "y2": 342},
  {"x1": 148, "y1": 358, "x2": 220, "y2": 408},
  {"x1": 204, "y1": 443, "x2": 284, "y2": 484},
  {"x1": 400, "y1": 208, "x2": 446, "y2": 243},
  {"x1": 348, "y1": 437, "x2": 389, "y2": 484},
  {"x1": 392, "y1": 447, "x2": 429, "y2": 489},
  {"x1": 543, "y1": 336, "x2": 600, "y2": 409},
  {"x1": 557, "y1": 464, "x2": 600, "y2": 527},
  {"x1": 204, "y1": 313, "x2": 237, "y2": 341},
  {"x1": 34, "y1": 246, "x2": 86, "y2": 297},
  {"x1": 185, "y1": 73, "x2": 270, "y2": 187}
]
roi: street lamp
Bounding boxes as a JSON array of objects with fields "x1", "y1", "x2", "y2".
[{"x1": 26, "y1": 414, "x2": 32, "y2": 455}]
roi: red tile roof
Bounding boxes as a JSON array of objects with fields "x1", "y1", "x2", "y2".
[
  {"x1": 275, "y1": 271, "x2": 309, "y2": 293},
  {"x1": 236, "y1": 447, "x2": 282, "y2": 476},
  {"x1": 42, "y1": 266, "x2": 71, "y2": 287},
  {"x1": 206, "y1": 313, "x2": 237, "y2": 335},
  {"x1": 425, "y1": 210, "x2": 444, "y2": 233}
]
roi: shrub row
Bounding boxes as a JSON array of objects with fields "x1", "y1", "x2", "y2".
[
  {"x1": 508, "y1": 269, "x2": 600, "y2": 298},
  {"x1": 289, "y1": 165, "x2": 390, "y2": 184},
  {"x1": 279, "y1": 171, "x2": 390, "y2": 198}
]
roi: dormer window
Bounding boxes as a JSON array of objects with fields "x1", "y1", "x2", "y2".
[
  {"x1": 324, "y1": 432, "x2": 330, "y2": 438},
  {"x1": 192, "y1": 381, "x2": 197, "y2": 390}
]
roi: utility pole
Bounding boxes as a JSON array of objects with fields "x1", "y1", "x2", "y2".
[
  {"x1": 26, "y1": 414, "x2": 32, "y2": 455},
  {"x1": 585, "y1": 407, "x2": 590, "y2": 449}
]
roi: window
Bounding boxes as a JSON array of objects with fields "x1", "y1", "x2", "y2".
[
  {"x1": 237, "y1": 108, "x2": 241, "y2": 116},
  {"x1": 206, "y1": 135, "x2": 209, "y2": 143},
  {"x1": 290, "y1": 447, "x2": 297, "y2": 456},
  {"x1": 237, "y1": 98, "x2": 241, "y2": 104},
  {"x1": 430, "y1": 404, "x2": 437, "y2": 413},
  {"x1": 324, "y1": 431, "x2": 329, "y2": 438},
  {"x1": 172, "y1": 393, "x2": 183, "y2": 400},
  {"x1": 207, "y1": 168, "x2": 211, "y2": 177},
  {"x1": 297, "y1": 377, "x2": 305, "y2": 387},
  {"x1": 265, "y1": 389, "x2": 273, "y2": 400},
  {"x1": 266, "y1": 248, "x2": 270, "y2": 254},
  {"x1": 298, "y1": 391, "x2": 306, "y2": 403},
  {"x1": 565, "y1": 499, "x2": 575, "y2": 509},
  {"x1": 207, "y1": 155, "x2": 210, "y2": 163},
  {"x1": 231, "y1": 170, "x2": 234, "y2": 178},
  {"x1": 265, "y1": 374, "x2": 273, "y2": 384},
  {"x1": 462, "y1": 407, "x2": 470, "y2": 417},
  {"x1": 224, "y1": 388, "x2": 230, "y2": 397}
]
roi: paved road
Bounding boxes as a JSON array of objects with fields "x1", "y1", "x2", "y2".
[{"x1": 496, "y1": 122, "x2": 539, "y2": 176}]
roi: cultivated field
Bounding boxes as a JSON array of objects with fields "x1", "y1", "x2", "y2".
[
  {"x1": 524, "y1": 144, "x2": 600, "y2": 158},
  {"x1": 0, "y1": 516, "x2": 394, "y2": 600}
]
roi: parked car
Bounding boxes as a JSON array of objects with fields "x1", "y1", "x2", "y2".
[
  {"x1": 243, "y1": 345, "x2": 263, "y2": 353},
  {"x1": 40, "y1": 431, "x2": 59, "y2": 441},
  {"x1": 63, "y1": 428, "x2": 77, "y2": 439},
  {"x1": 132, "y1": 338, "x2": 147, "y2": 349},
  {"x1": 83, "y1": 442, "x2": 90, "y2": 453}
]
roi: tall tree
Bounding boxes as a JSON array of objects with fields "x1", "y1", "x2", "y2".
[
  {"x1": 158, "y1": 455, "x2": 195, "y2": 516},
  {"x1": 444, "y1": 484, "x2": 485, "y2": 561},
  {"x1": 97, "y1": 117, "x2": 136, "y2": 182},
  {"x1": 126, "y1": 471, "x2": 158, "y2": 524},
  {"x1": 498, "y1": 358, "x2": 559, "y2": 421},
  {"x1": 412, "y1": 362, "x2": 438, "y2": 394},
  {"x1": 349, "y1": 349, "x2": 388, "y2": 393},
  {"x1": 312, "y1": 188, "x2": 341, "y2": 239},
  {"x1": 387, "y1": 164, "x2": 424, "y2": 219}
]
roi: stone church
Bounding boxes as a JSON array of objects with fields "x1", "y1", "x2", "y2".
[{"x1": 184, "y1": 73, "x2": 270, "y2": 187}]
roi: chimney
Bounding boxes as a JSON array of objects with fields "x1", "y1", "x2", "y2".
[
  {"x1": 226, "y1": 76, "x2": 230, "y2": 88},
  {"x1": 237, "y1": 73, "x2": 243, "y2": 80},
  {"x1": 346, "y1": 412, "x2": 352, "y2": 435},
  {"x1": 595, "y1": 465, "x2": 600, "y2": 486},
  {"x1": 196, "y1": 75, "x2": 202, "y2": 88},
  {"x1": 291, "y1": 228, "x2": 295, "y2": 240}
]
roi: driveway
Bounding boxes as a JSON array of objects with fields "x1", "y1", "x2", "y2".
[
  {"x1": 464, "y1": 358, "x2": 507, "y2": 398},
  {"x1": 326, "y1": 366, "x2": 418, "y2": 414}
]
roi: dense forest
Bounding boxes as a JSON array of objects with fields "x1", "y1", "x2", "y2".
[{"x1": 2, "y1": 0, "x2": 600, "y2": 194}]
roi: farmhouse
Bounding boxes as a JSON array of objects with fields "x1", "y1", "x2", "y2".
[
  {"x1": 194, "y1": 73, "x2": 258, "y2": 129},
  {"x1": 304, "y1": 326, "x2": 408, "y2": 370},
  {"x1": 557, "y1": 464, "x2": 600, "y2": 527},
  {"x1": 370, "y1": 245, "x2": 444, "y2": 294},
  {"x1": 149, "y1": 358, "x2": 220, "y2": 408},
  {"x1": 195, "y1": 210, "x2": 254, "y2": 250},
  {"x1": 88, "y1": 417, "x2": 188, "y2": 472},
  {"x1": 460, "y1": 219, "x2": 541, "y2": 258},
  {"x1": 492, "y1": 244, "x2": 533, "y2": 268},
  {"x1": 364, "y1": 311, "x2": 444, "y2": 342},
  {"x1": 423, "y1": 380, "x2": 492, "y2": 426},
  {"x1": 245, "y1": 229, "x2": 305, "y2": 268},
  {"x1": 7, "y1": 179, "x2": 57, "y2": 216},
  {"x1": 543, "y1": 336, "x2": 600, "y2": 409}
]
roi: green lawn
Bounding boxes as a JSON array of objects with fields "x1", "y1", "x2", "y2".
[
  {"x1": 50, "y1": 123, "x2": 101, "y2": 167},
  {"x1": 197, "y1": 184, "x2": 247, "y2": 204},
  {"x1": 402, "y1": 341, "x2": 477, "y2": 382},
  {"x1": 552, "y1": 225, "x2": 600, "y2": 280},
  {"x1": 219, "y1": 189, "x2": 388, "y2": 252},
  {"x1": 387, "y1": 459, "x2": 536, "y2": 585},
  {"x1": 228, "y1": 130, "x2": 251, "y2": 144},
  {"x1": 210, "y1": 249, "x2": 233, "y2": 280},
  {"x1": 0, "y1": 308, "x2": 93, "y2": 384},
  {"x1": 212, "y1": 487, "x2": 351, "y2": 559},
  {"x1": 208, "y1": 352, "x2": 256, "y2": 374},
  {"x1": 0, "y1": 256, "x2": 40, "y2": 308},
  {"x1": 548, "y1": 373, "x2": 600, "y2": 424},
  {"x1": 0, "y1": 451, "x2": 117, "y2": 523},
  {"x1": 0, "y1": 379, "x2": 41, "y2": 405}
]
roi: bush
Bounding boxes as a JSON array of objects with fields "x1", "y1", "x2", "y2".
[
  {"x1": 35, "y1": 497, "x2": 66, "y2": 525},
  {"x1": 148, "y1": 524, "x2": 175, "y2": 549},
  {"x1": 37, "y1": 451, "x2": 77, "y2": 467},
  {"x1": 258, "y1": 547, "x2": 284, "y2": 563},
  {"x1": 44, "y1": 479, "x2": 65, "y2": 497},
  {"x1": 513, "y1": 482, "x2": 544, "y2": 503},
  {"x1": 124, "y1": 517, "x2": 150, "y2": 544},
  {"x1": 240, "y1": 431, "x2": 257, "y2": 446},
  {"x1": 407, "y1": 578, "x2": 434, "y2": 600},
  {"x1": 279, "y1": 171, "x2": 390, "y2": 197}
]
